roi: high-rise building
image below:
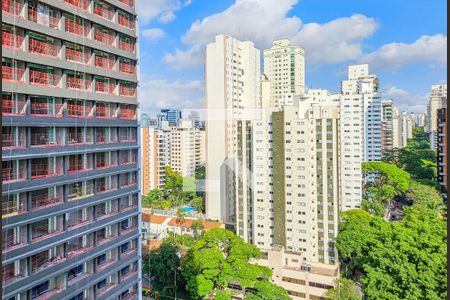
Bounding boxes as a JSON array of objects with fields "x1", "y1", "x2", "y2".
[
  {"x1": 426, "y1": 84, "x2": 447, "y2": 150},
  {"x1": 392, "y1": 106, "x2": 402, "y2": 149},
  {"x1": 339, "y1": 64, "x2": 381, "y2": 210},
  {"x1": 205, "y1": 35, "x2": 261, "y2": 222},
  {"x1": 263, "y1": 39, "x2": 305, "y2": 105},
  {"x1": 186, "y1": 110, "x2": 201, "y2": 128},
  {"x1": 381, "y1": 99, "x2": 394, "y2": 155},
  {"x1": 417, "y1": 113, "x2": 426, "y2": 127},
  {"x1": 437, "y1": 108, "x2": 447, "y2": 199},
  {"x1": 141, "y1": 120, "x2": 205, "y2": 194},
  {"x1": 160, "y1": 109, "x2": 182, "y2": 127},
  {"x1": 401, "y1": 112, "x2": 414, "y2": 147},
  {"x1": 2, "y1": 1, "x2": 140, "y2": 299}
]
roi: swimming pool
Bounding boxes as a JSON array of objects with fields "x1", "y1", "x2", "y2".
[{"x1": 182, "y1": 206, "x2": 196, "y2": 212}]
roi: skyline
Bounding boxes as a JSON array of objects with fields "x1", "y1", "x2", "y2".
[{"x1": 137, "y1": 0, "x2": 447, "y2": 116}]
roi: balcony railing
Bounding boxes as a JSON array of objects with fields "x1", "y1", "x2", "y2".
[
  {"x1": 95, "y1": 81, "x2": 115, "y2": 94},
  {"x1": 29, "y1": 70, "x2": 61, "y2": 87},
  {"x1": 97, "y1": 181, "x2": 117, "y2": 193},
  {"x1": 2, "y1": 0, "x2": 24, "y2": 17},
  {"x1": 97, "y1": 283, "x2": 117, "y2": 296},
  {"x1": 119, "y1": 62, "x2": 135, "y2": 74},
  {"x1": 121, "y1": 291, "x2": 138, "y2": 300},
  {"x1": 31, "y1": 133, "x2": 62, "y2": 147},
  {"x1": 69, "y1": 160, "x2": 93, "y2": 173},
  {"x1": 119, "y1": 40, "x2": 134, "y2": 52},
  {"x1": 120, "y1": 134, "x2": 137, "y2": 142},
  {"x1": 2, "y1": 198, "x2": 26, "y2": 218},
  {"x1": 2, "y1": 31, "x2": 24, "y2": 49},
  {"x1": 65, "y1": 19, "x2": 89, "y2": 37},
  {"x1": 3, "y1": 233, "x2": 26, "y2": 252},
  {"x1": 68, "y1": 218, "x2": 94, "y2": 230},
  {"x1": 95, "y1": 55, "x2": 115, "y2": 69},
  {"x1": 66, "y1": 47, "x2": 90, "y2": 64},
  {"x1": 32, "y1": 287, "x2": 64, "y2": 300},
  {"x1": 30, "y1": 102, "x2": 63, "y2": 117},
  {"x1": 29, "y1": 38, "x2": 60, "y2": 57},
  {"x1": 96, "y1": 235, "x2": 117, "y2": 246},
  {"x1": 119, "y1": 85, "x2": 136, "y2": 97},
  {"x1": 2, "y1": 66, "x2": 24, "y2": 82},
  {"x1": 94, "y1": 30, "x2": 114, "y2": 45},
  {"x1": 96, "y1": 106, "x2": 115, "y2": 118},
  {"x1": 28, "y1": 9, "x2": 59, "y2": 28},
  {"x1": 32, "y1": 255, "x2": 66, "y2": 274},
  {"x1": 121, "y1": 226, "x2": 137, "y2": 235},
  {"x1": 31, "y1": 227, "x2": 63, "y2": 243},
  {"x1": 67, "y1": 243, "x2": 93, "y2": 259},
  {"x1": 3, "y1": 167, "x2": 25, "y2": 183},
  {"x1": 120, "y1": 108, "x2": 136, "y2": 120},
  {"x1": 2, "y1": 98, "x2": 25, "y2": 115},
  {"x1": 64, "y1": 0, "x2": 89, "y2": 10},
  {"x1": 94, "y1": 5, "x2": 113, "y2": 20},
  {"x1": 118, "y1": 0, "x2": 134, "y2": 7},
  {"x1": 118, "y1": 15, "x2": 134, "y2": 29},
  {"x1": 31, "y1": 193, "x2": 63, "y2": 211},
  {"x1": 67, "y1": 132, "x2": 93, "y2": 145},
  {"x1": 31, "y1": 162, "x2": 63, "y2": 179},
  {"x1": 67, "y1": 77, "x2": 91, "y2": 91},
  {"x1": 3, "y1": 134, "x2": 25, "y2": 149}
]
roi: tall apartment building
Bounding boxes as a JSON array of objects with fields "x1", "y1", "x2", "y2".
[
  {"x1": 263, "y1": 39, "x2": 305, "y2": 106},
  {"x1": 437, "y1": 108, "x2": 447, "y2": 199},
  {"x1": 339, "y1": 64, "x2": 381, "y2": 210},
  {"x1": 141, "y1": 120, "x2": 205, "y2": 194},
  {"x1": 426, "y1": 83, "x2": 447, "y2": 150},
  {"x1": 2, "y1": 1, "x2": 140, "y2": 299},
  {"x1": 417, "y1": 113, "x2": 426, "y2": 127},
  {"x1": 159, "y1": 109, "x2": 182, "y2": 127},
  {"x1": 205, "y1": 35, "x2": 261, "y2": 221},
  {"x1": 381, "y1": 99, "x2": 394, "y2": 155},
  {"x1": 401, "y1": 112, "x2": 414, "y2": 147}
]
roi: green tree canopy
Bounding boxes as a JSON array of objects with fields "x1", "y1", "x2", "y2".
[
  {"x1": 165, "y1": 166, "x2": 184, "y2": 190},
  {"x1": 336, "y1": 207, "x2": 447, "y2": 300},
  {"x1": 405, "y1": 180, "x2": 445, "y2": 212},
  {"x1": 326, "y1": 277, "x2": 362, "y2": 300}
]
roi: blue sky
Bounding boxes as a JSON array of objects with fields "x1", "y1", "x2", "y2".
[{"x1": 137, "y1": 0, "x2": 447, "y2": 117}]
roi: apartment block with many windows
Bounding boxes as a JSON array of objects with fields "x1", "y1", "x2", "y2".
[{"x1": 2, "y1": 0, "x2": 140, "y2": 299}]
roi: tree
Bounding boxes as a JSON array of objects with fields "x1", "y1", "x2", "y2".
[
  {"x1": 195, "y1": 165, "x2": 205, "y2": 180},
  {"x1": 181, "y1": 228, "x2": 288, "y2": 299},
  {"x1": 148, "y1": 241, "x2": 182, "y2": 296},
  {"x1": 326, "y1": 278, "x2": 361, "y2": 300},
  {"x1": 164, "y1": 166, "x2": 184, "y2": 191},
  {"x1": 176, "y1": 207, "x2": 187, "y2": 235},
  {"x1": 190, "y1": 219, "x2": 204, "y2": 238},
  {"x1": 142, "y1": 189, "x2": 164, "y2": 209},
  {"x1": 192, "y1": 196, "x2": 204, "y2": 212},
  {"x1": 244, "y1": 281, "x2": 290, "y2": 300},
  {"x1": 405, "y1": 180, "x2": 445, "y2": 212},
  {"x1": 336, "y1": 207, "x2": 447, "y2": 300}
]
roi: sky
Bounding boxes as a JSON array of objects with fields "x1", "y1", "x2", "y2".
[{"x1": 137, "y1": 0, "x2": 447, "y2": 117}]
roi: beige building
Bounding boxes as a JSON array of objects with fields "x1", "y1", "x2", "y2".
[
  {"x1": 141, "y1": 120, "x2": 204, "y2": 195},
  {"x1": 426, "y1": 84, "x2": 447, "y2": 149},
  {"x1": 264, "y1": 39, "x2": 305, "y2": 105}
]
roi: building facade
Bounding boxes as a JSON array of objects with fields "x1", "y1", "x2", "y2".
[
  {"x1": 205, "y1": 35, "x2": 261, "y2": 222},
  {"x1": 2, "y1": 1, "x2": 140, "y2": 299},
  {"x1": 381, "y1": 99, "x2": 394, "y2": 155},
  {"x1": 427, "y1": 84, "x2": 447, "y2": 150},
  {"x1": 437, "y1": 108, "x2": 447, "y2": 199},
  {"x1": 263, "y1": 39, "x2": 305, "y2": 106}
]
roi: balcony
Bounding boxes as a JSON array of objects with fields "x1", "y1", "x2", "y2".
[
  {"x1": 2, "y1": 195, "x2": 27, "y2": 218},
  {"x1": 95, "y1": 55, "x2": 115, "y2": 69},
  {"x1": 2, "y1": 262, "x2": 27, "y2": 286},
  {"x1": 118, "y1": 14, "x2": 134, "y2": 29},
  {"x1": 119, "y1": 40, "x2": 134, "y2": 52},
  {"x1": 64, "y1": 0, "x2": 89, "y2": 11},
  {"x1": 67, "y1": 103, "x2": 93, "y2": 118},
  {"x1": 94, "y1": 4, "x2": 113, "y2": 20},
  {"x1": 96, "y1": 234, "x2": 118, "y2": 246},
  {"x1": 30, "y1": 101, "x2": 63, "y2": 117},
  {"x1": 121, "y1": 225, "x2": 137, "y2": 235},
  {"x1": 2, "y1": 31, "x2": 24, "y2": 49},
  {"x1": 28, "y1": 9, "x2": 59, "y2": 28},
  {"x1": 32, "y1": 286, "x2": 64, "y2": 300},
  {"x1": 3, "y1": 166, "x2": 25, "y2": 183},
  {"x1": 119, "y1": 61, "x2": 135, "y2": 74},
  {"x1": 69, "y1": 158, "x2": 93, "y2": 173},
  {"x1": 96, "y1": 180, "x2": 118, "y2": 194},
  {"x1": 29, "y1": 69, "x2": 61, "y2": 87},
  {"x1": 68, "y1": 182, "x2": 95, "y2": 200},
  {"x1": 94, "y1": 30, "x2": 114, "y2": 45},
  {"x1": 96, "y1": 156, "x2": 118, "y2": 169},
  {"x1": 97, "y1": 283, "x2": 117, "y2": 296},
  {"x1": 31, "y1": 161, "x2": 64, "y2": 179},
  {"x1": 120, "y1": 108, "x2": 136, "y2": 120},
  {"x1": 121, "y1": 291, "x2": 138, "y2": 300},
  {"x1": 3, "y1": 230, "x2": 26, "y2": 252},
  {"x1": 68, "y1": 217, "x2": 94, "y2": 231},
  {"x1": 2, "y1": 0, "x2": 24, "y2": 17},
  {"x1": 31, "y1": 221, "x2": 63, "y2": 243},
  {"x1": 95, "y1": 81, "x2": 115, "y2": 94},
  {"x1": 67, "y1": 237, "x2": 94, "y2": 259},
  {"x1": 118, "y1": 0, "x2": 134, "y2": 7},
  {"x1": 29, "y1": 38, "x2": 60, "y2": 58},
  {"x1": 67, "y1": 132, "x2": 93, "y2": 145},
  {"x1": 2, "y1": 98, "x2": 25, "y2": 116},
  {"x1": 67, "y1": 76, "x2": 92, "y2": 91},
  {"x1": 2, "y1": 66, "x2": 25, "y2": 82},
  {"x1": 119, "y1": 85, "x2": 136, "y2": 97},
  {"x1": 31, "y1": 191, "x2": 63, "y2": 211},
  {"x1": 65, "y1": 19, "x2": 89, "y2": 37},
  {"x1": 31, "y1": 132, "x2": 62, "y2": 148},
  {"x1": 32, "y1": 251, "x2": 66, "y2": 274},
  {"x1": 66, "y1": 47, "x2": 90, "y2": 64},
  {"x1": 96, "y1": 105, "x2": 115, "y2": 118}
]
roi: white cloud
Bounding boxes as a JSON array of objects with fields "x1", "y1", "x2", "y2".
[
  {"x1": 383, "y1": 85, "x2": 428, "y2": 114},
  {"x1": 139, "y1": 77, "x2": 204, "y2": 114},
  {"x1": 163, "y1": 0, "x2": 378, "y2": 68},
  {"x1": 138, "y1": 0, "x2": 192, "y2": 25},
  {"x1": 360, "y1": 34, "x2": 447, "y2": 69},
  {"x1": 142, "y1": 28, "x2": 166, "y2": 41}
]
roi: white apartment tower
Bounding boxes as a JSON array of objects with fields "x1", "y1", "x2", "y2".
[
  {"x1": 264, "y1": 39, "x2": 305, "y2": 106},
  {"x1": 340, "y1": 64, "x2": 381, "y2": 210},
  {"x1": 205, "y1": 35, "x2": 261, "y2": 221},
  {"x1": 426, "y1": 83, "x2": 447, "y2": 149}
]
